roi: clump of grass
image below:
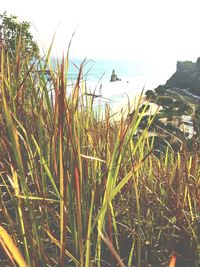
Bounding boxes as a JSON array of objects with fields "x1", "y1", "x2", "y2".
[{"x1": 0, "y1": 42, "x2": 200, "y2": 267}]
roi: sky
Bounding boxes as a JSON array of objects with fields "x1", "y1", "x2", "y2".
[{"x1": 1, "y1": 0, "x2": 200, "y2": 64}]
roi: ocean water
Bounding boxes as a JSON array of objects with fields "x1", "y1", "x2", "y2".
[{"x1": 67, "y1": 58, "x2": 175, "y2": 112}]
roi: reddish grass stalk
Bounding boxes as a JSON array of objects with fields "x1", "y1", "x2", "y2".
[
  {"x1": 74, "y1": 165, "x2": 84, "y2": 266},
  {"x1": 169, "y1": 254, "x2": 176, "y2": 267},
  {"x1": 59, "y1": 56, "x2": 67, "y2": 266}
]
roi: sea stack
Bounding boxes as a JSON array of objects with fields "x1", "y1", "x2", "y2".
[{"x1": 110, "y1": 69, "x2": 121, "y2": 82}]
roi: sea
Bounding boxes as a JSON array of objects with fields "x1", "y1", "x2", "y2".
[{"x1": 66, "y1": 58, "x2": 176, "y2": 112}]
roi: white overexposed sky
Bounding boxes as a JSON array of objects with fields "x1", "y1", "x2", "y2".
[{"x1": 1, "y1": 0, "x2": 200, "y2": 63}]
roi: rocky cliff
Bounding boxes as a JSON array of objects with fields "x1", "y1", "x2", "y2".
[{"x1": 165, "y1": 58, "x2": 200, "y2": 96}]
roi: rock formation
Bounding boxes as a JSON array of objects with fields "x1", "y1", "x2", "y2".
[
  {"x1": 158, "y1": 58, "x2": 200, "y2": 96},
  {"x1": 110, "y1": 69, "x2": 121, "y2": 82}
]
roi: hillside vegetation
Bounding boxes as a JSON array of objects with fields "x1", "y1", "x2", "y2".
[
  {"x1": 0, "y1": 15, "x2": 200, "y2": 267},
  {"x1": 0, "y1": 46, "x2": 200, "y2": 267}
]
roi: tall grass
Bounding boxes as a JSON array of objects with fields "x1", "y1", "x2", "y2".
[{"x1": 0, "y1": 43, "x2": 200, "y2": 267}]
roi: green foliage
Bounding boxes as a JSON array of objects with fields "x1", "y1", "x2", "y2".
[
  {"x1": 139, "y1": 103, "x2": 150, "y2": 113},
  {"x1": 195, "y1": 105, "x2": 200, "y2": 116},
  {"x1": 0, "y1": 12, "x2": 39, "y2": 60},
  {"x1": 158, "y1": 98, "x2": 192, "y2": 116},
  {"x1": 194, "y1": 105, "x2": 200, "y2": 136},
  {"x1": 145, "y1": 89, "x2": 156, "y2": 100},
  {"x1": 157, "y1": 96, "x2": 174, "y2": 107},
  {"x1": 154, "y1": 85, "x2": 168, "y2": 95}
]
